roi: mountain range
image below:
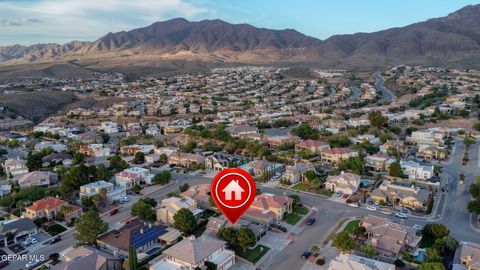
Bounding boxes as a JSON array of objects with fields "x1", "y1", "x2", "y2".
[{"x1": 1, "y1": 4, "x2": 480, "y2": 75}]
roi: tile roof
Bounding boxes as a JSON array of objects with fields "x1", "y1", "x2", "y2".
[{"x1": 25, "y1": 197, "x2": 68, "y2": 211}]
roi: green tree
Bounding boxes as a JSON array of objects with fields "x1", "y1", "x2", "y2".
[
  {"x1": 292, "y1": 124, "x2": 319, "y2": 140},
  {"x1": 217, "y1": 227, "x2": 238, "y2": 247},
  {"x1": 360, "y1": 244, "x2": 377, "y2": 257},
  {"x1": 368, "y1": 111, "x2": 388, "y2": 128},
  {"x1": 128, "y1": 244, "x2": 138, "y2": 270},
  {"x1": 133, "y1": 152, "x2": 145, "y2": 164},
  {"x1": 109, "y1": 155, "x2": 128, "y2": 171},
  {"x1": 204, "y1": 261, "x2": 217, "y2": 270},
  {"x1": 423, "y1": 223, "x2": 449, "y2": 239},
  {"x1": 464, "y1": 137, "x2": 476, "y2": 148},
  {"x1": 159, "y1": 154, "x2": 168, "y2": 163},
  {"x1": 332, "y1": 231, "x2": 355, "y2": 252},
  {"x1": 469, "y1": 177, "x2": 480, "y2": 198},
  {"x1": 131, "y1": 200, "x2": 155, "y2": 222},
  {"x1": 153, "y1": 171, "x2": 171, "y2": 185},
  {"x1": 388, "y1": 161, "x2": 404, "y2": 178},
  {"x1": 26, "y1": 152, "x2": 43, "y2": 171},
  {"x1": 467, "y1": 199, "x2": 480, "y2": 214},
  {"x1": 72, "y1": 152, "x2": 86, "y2": 165},
  {"x1": 173, "y1": 208, "x2": 197, "y2": 234},
  {"x1": 237, "y1": 227, "x2": 256, "y2": 252},
  {"x1": 425, "y1": 247, "x2": 442, "y2": 263},
  {"x1": 179, "y1": 183, "x2": 190, "y2": 192},
  {"x1": 75, "y1": 210, "x2": 108, "y2": 245},
  {"x1": 339, "y1": 156, "x2": 365, "y2": 175},
  {"x1": 184, "y1": 140, "x2": 197, "y2": 153},
  {"x1": 310, "y1": 244, "x2": 320, "y2": 256}
]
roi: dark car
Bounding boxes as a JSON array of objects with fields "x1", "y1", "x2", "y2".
[
  {"x1": 302, "y1": 251, "x2": 312, "y2": 259},
  {"x1": 109, "y1": 209, "x2": 119, "y2": 216},
  {"x1": 49, "y1": 236, "x2": 61, "y2": 245},
  {"x1": 306, "y1": 217, "x2": 316, "y2": 225}
]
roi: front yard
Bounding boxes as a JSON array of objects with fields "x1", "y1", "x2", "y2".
[
  {"x1": 291, "y1": 183, "x2": 333, "y2": 197},
  {"x1": 45, "y1": 224, "x2": 67, "y2": 236},
  {"x1": 236, "y1": 244, "x2": 270, "y2": 263},
  {"x1": 283, "y1": 206, "x2": 309, "y2": 225},
  {"x1": 342, "y1": 219, "x2": 360, "y2": 234}
]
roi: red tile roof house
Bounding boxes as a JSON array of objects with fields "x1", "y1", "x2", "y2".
[
  {"x1": 244, "y1": 193, "x2": 293, "y2": 223},
  {"x1": 24, "y1": 197, "x2": 82, "y2": 223},
  {"x1": 321, "y1": 147, "x2": 358, "y2": 164},
  {"x1": 295, "y1": 139, "x2": 330, "y2": 155}
]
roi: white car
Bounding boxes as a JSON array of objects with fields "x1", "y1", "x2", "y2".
[
  {"x1": 366, "y1": 206, "x2": 377, "y2": 211},
  {"x1": 25, "y1": 259, "x2": 41, "y2": 268},
  {"x1": 395, "y1": 213, "x2": 408, "y2": 219},
  {"x1": 348, "y1": 202, "x2": 359, "y2": 208},
  {"x1": 121, "y1": 196, "x2": 129, "y2": 202},
  {"x1": 26, "y1": 236, "x2": 37, "y2": 244},
  {"x1": 412, "y1": 224, "x2": 423, "y2": 230}
]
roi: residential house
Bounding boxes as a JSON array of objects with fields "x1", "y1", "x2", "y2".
[
  {"x1": 360, "y1": 215, "x2": 422, "y2": 257},
  {"x1": 321, "y1": 148, "x2": 358, "y2": 164},
  {"x1": 3, "y1": 158, "x2": 28, "y2": 178},
  {"x1": 379, "y1": 140, "x2": 406, "y2": 155},
  {"x1": 417, "y1": 145, "x2": 448, "y2": 160},
  {"x1": 226, "y1": 125, "x2": 258, "y2": 137},
  {"x1": 244, "y1": 193, "x2": 293, "y2": 223},
  {"x1": 17, "y1": 171, "x2": 58, "y2": 188},
  {"x1": 459, "y1": 242, "x2": 480, "y2": 270},
  {"x1": 80, "y1": 181, "x2": 126, "y2": 202},
  {"x1": 180, "y1": 184, "x2": 211, "y2": 209},
  {"x1": 149, "y1": 236, "x2": 235, "y2": 270},
  {"x1": 34, "y1": 141, "x2": 68, "y2": 152},
  {"x1": 101, "y1": 122, "x2": 120, "y2": 134},
  {"x1": 24, "y1": 197, "x2": 81, "y2": 222},
  {"x1": 115, "y1": 167, "x2": 154, "y2": 189},
  {"x1": 400, "y1": 160, "x2": 434, "y2": 181},
  {"x1": 168, "y1": 152, "x2": 205, "y2": 169},
  {"x1": 295, "y1": 139, "x2": 330, "y2": 155},
  {"x1": 328, "y1": 253, "x2": 395, "y2": 270},
  {"x1": 324, "y1": 172, "x2": 361, "y2": 195},
  {"x1": 284, "y1": 162, "x2": 314, "y2": 183},
  {"x1": 42, "y1": 153, "x2": 73, "y2": 167},
  {"x1": 365, "y1": 154, "x2": 396, "y2": 172},
  {"x1": 156, "y1": 196, "x2": 203, "y2": 225},
  {"x1": 97, "y1": 220, "x2": 167, "y2": 257},
  {"x1": 51, "y1": 245, "x2": 123, "y2": 270},
  {"x1": 0, "y1": 185, "x2": 11, "y2": 197},
  {"x1": 145, "y1": 126, "x2": 161, "y2": 137},
  {"x1": 79, "y1": 144, "x2": 112, "y2": 157},
  {"x1": 120, "y1": 144, "x2": 155, "y2": 155},
  {"x1": 370, "y1": 181, "x2": 431, "y2": 210},
  {"x1": 406, "y1": 130, "x2": 444, "y2": 146},
  {"x1": 350, "y1": 134, "x2": 381, "y2": 146},
  {"x1": 205, "y1": 152, "x2": 245, "y2": 171},
  {"x1": 0, "y1": 218, "x2": 38, "y2": 247}
]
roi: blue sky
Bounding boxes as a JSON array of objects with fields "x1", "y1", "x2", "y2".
[{"x1": 0, "y1": 0, "x2": 479, "y2": 45}]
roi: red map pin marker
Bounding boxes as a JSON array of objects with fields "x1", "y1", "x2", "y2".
[{"x1": 210, "y1": 168, "x2": 256, "y2": 224}]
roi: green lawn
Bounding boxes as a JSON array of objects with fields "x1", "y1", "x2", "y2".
[
  {"x1": 46, "y1": 224, "x2": 67, "y2": 236},
  {"x1": 342, "y1": 220, "x2": 360, "y2": 234},
  {"x1": 292, "y1": 183, "x2": 309, "y2": 191},
  {"x1": 315, "y1": 189, "x2": 333, "y2": 197},
  {"x1": 236, "y1": 245, "x2": 270, "y2": 263},
  {"x1": 283, "y1": 213, "x2": 303, "y2": 225},
  {"x1": 293, "y1": 206, "x2": 309, "y2": 215}
]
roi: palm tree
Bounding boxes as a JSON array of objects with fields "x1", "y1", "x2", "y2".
[
  {"x1": 441, "y1": 236, "x2": 459, "y2": 253},
  {"x1": 310, "y1": 244, "x2": 320, "y2": 256},
  {"x1": 99, "y1": 188, "x2": 108, "y2": 202}
]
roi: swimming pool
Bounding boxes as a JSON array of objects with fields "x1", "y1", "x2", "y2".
[{"x1": 414, "y1": 250, "x2": 427, "y2": 262}]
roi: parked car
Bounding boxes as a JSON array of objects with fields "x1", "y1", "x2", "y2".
[
  {"x1": 401, "y1": 208, "x2": 408, "y2": 214},
  {"x1": 302, "y1": 251, "x2": 312, "y2": 259},
  {"x1": 306, "y1": 217, "x2": 316, "y2": 225},
  {"x1": 348, "y1": 202, "x2": 359, "y2": 208},
  {"x1": 366, "y1": 206, "x2": 377, "y2": 211},
  {"x1": 25, "y1": 259, "x2": 41, "y2": 268},
  {"x1": 49, "y1": 236, "x2": 61, "y2": 245},
  {"x1": 121, "y1": 196, "x2": 130, "y2": 202},
  {"x1": 109, "y1": 209, "x2": 119, "y2": 216},
  {"x1": 412, "y1": 224, "x2": 423, "y2": 230},
  {"x1": 395, "y1": 212, "x2": 408, "y2": 219}
]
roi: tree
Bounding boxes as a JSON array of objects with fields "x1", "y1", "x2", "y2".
[
  {"x1": 237, "y1": 227, "x2": 256, "y2": 252},
  {"x1": 153, "y1": 171, "x2": 171, "y2": 185},
  {"x1": 173, "y1": 208, "x2": 197, "y2": 234},
  {"x1": 133, "y1": 152, "x2": 145, "y2": 164},
  {"x1": 423, "y1": 223, "x2": 449, "y2": 239},
  {"x1": 464, "y1": 137, "x2": 476, "y2": 148},
  {"x1": 26, "y1": 152, "x2": 43, "y2": 171},
  {"x1": 368, "y1": 111, "x2": 388, "y2": 128},
  {"x1": 95, "y1": 164, "x2": 111, "y2": 181},
  {"x1": 72, "y1": 152, "x2": 86, "y2": 165},
  {"x1": 159, "y1": 154, "x2": 168, "y2": 163},
  {"x1": 305, "y1": 170, "x2": 316, "y2": 182},
  {"x1": 131, "y1": 200, "x2": 155, "y2": 222},
  {"x1": 332, "y1": 231, "x2": 355, "y2": 252},
  {"x1": 339, "y1": 156, "x2": 365, "y2": 175},
  {"x1": 388, "y1": 161, "x2": 405, "y2": 178},
  {"x1": 353, "y1": 225, "x2": 366, "y2": 237},
  {"x1": 184, "y1": 140, "x2": 197, "y2": 153},
  {"x1": 217, "y1": 227, "x2": 238, "y2": 247},
  {"x1": 292, "y1": 124, "x2": 319, "y2": 140},
  {"x1": 75, "y1": 210, "x2": 108, "y2": 245},
  {"x1": 474, "y1": 122, "x2": 480, "y2": 131},
  {"x1": 128, "y1": 244, "x2": 138, "y2": 270},
  {"x1": 425, "y1": 247, "x2": 442, "y2": 263},
  {"x1": 109, "y1": 155, "x2": 128, "y2": 171},
  {"x1": 434, "y1": 236, "x2": 458, "y2": 253},
  {"x1": 360, "y1": 244, "x2": 377, "y2": 257},
  {"x1": 310, "y1": 244, "x2": 320, "y2": 256},
  {"x1": 179, "y1": 183, "x2": 190, "y2": 192},
  {"x1": 468, "y1": 199, "x2": 480, "y2": 214},
  {"x1": 469, "y1": 177, "x2": 480, "y2": 198},
  {"x1": 288, "y1": 194, "x2": 301, "y2": 205},
  {"x1": 419, "y1": 263, "x2": 445, "y2": 270}
]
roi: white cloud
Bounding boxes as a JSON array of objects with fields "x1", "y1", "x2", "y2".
[{"x1": 0, "y1": 0, "x2": 211, "y2": 45}]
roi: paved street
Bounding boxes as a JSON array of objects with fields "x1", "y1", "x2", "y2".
[{"x1": 373, "y1": 72, "x2": 397, "y2": 102}]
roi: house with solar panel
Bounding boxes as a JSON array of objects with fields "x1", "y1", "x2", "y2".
[{"x1": 96, "y1": 220, "x2": 167, "y2": 258}]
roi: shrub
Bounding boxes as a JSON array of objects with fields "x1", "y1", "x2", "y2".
[{"x1": 316, "y1": 258, "x2": 325, "y2": 265}]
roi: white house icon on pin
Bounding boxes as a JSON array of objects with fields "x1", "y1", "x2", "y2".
[{"x1": 222, "y1": 180, "x2": 245, "y2": 200}]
